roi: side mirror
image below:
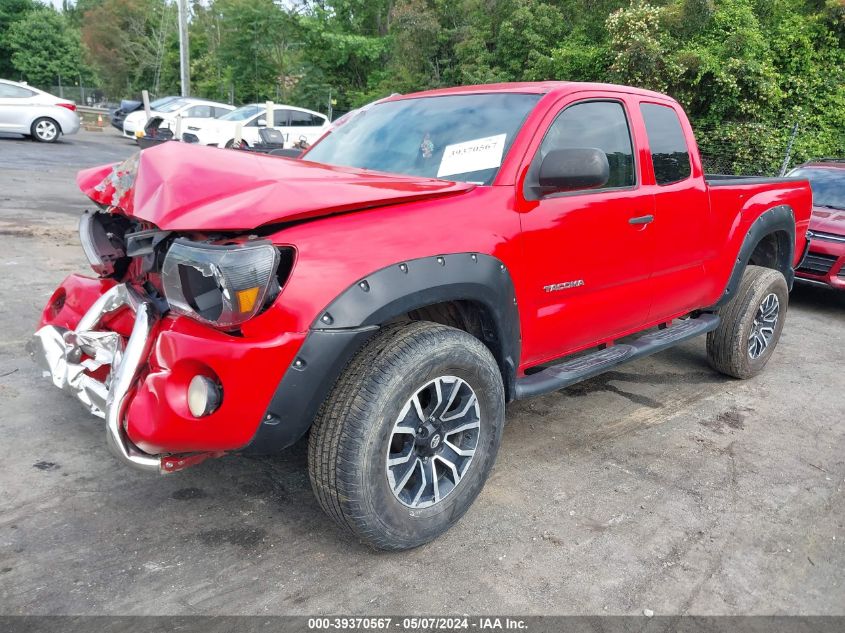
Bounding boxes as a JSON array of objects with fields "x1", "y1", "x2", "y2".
[
  {"x1": 256, "y1": 118, "x2": 267, "y2": 127},
  {"x1": 538, "y1": 148, "x2": 609, "y2": 192}
]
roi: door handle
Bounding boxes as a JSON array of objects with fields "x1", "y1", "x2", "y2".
[{"x1": 629, "y1": 214, "x2": 654, "y2": 225}]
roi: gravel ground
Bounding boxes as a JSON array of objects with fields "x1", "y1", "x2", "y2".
[{"x1": 0, "y1": 129, "x2": 843, "y2": 616}]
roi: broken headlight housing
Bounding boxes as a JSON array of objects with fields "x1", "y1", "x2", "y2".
[
  {"x1": 161, "y1": 239, "x2": 280, "y2": 329},
  {"x1": 79, "y1": 211, "x2": 131, "y2": 277}
]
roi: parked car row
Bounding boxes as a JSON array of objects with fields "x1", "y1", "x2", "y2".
[
  {"x1": 181, "y1": 103, "x2": 329, "y2": 148},
  {"x1": 122, "y1": 97, "x2": 235, "y2": 139},
  {"x1": 108, "y1": 94, "x2": 328, "y2": 150},
  {"x1": 0, "y1": 78, "x2": 331, "y2": 151}
]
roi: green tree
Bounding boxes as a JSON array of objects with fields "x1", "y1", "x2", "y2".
[
  {"x1": 81, "y1": 0, "x2": 175, "y2": 98},
  {"x1": 7, "y1": 7, "x2": 92, "y2": 88},
  {"x1": 212, "y1": 0, "x2": 302, "y2": 103},
  {"x1": 605, "y1": 0, "x2": 680, "y2": 92},
  {"x1": 0, "y1": 0, "x2": 37, "y2": 78}
]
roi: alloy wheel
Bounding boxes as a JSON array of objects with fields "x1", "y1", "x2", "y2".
[
  {"x1": 386, "y1": 375, "x2": 481, "y2": 509},
  {"x1": 35, "y1": 119, "x2": 58, "y2": 141},
  {"x1": 748, "y1": 292, "x2": 780, "y2": 359}
]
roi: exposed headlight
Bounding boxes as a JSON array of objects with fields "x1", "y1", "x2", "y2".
[
  {"x1": 79, "y1": 211, "x2": 128, "y2": 277},
  {"x1": 161, "y1": 239, "x2": 281, "y2": 329}
]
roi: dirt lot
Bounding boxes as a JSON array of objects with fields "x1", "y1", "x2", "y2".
[{"x1": 0, "y1": 129, "x2": 843, "y2": 616}]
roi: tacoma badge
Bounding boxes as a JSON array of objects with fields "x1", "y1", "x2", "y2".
[{"x1": 543, "y1": 280, "x2": 585, "y2": 292}]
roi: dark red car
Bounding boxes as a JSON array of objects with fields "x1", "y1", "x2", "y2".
[
  {"x1": 31, "y1": 82, "x2": 812, "y2": 549},
  {"x1": 789, "y1": 159, "x2": 845, "y2": 290}
]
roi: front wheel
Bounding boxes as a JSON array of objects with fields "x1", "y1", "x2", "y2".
[
  {"x1": 308, "y1": 321, "x2": 505, "y2": 550},
  {"x1": 707, "y1": 265, "x2": 789, "y2": 379},
  {"x1": 31, "y1": 117, "x2": 61, "y2": 143}
]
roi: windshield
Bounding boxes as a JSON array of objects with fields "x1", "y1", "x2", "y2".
[
  {"x1": 304, "y1": 93, "x2": 542, "y2": 184},
  {"x1": 156, "y1": 99, "x2": 190, "y2": 113},
  {"x1": 790, "y1": 167, "x2": 845, "y2": 210},
  {"x1": 150, "y1": 96, "x2": 179, "y2": 109},
  {"x1": 220, "y1": 105, "x2": 263, "y2": 122}
]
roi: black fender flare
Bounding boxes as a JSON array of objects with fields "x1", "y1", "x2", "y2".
[
  {"x1": 711, "y1": 204, "x2": 796, "y2": 309},
  {"x1": 242, "y1": 253, "x2": 520, "y2": 454}
]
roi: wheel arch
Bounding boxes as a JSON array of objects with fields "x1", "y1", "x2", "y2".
[
  {"x1": 242, "y1": 253, "x2": 520, "y2": 455},
  {"x1": 712, "y1": 204, "x2": 796, "y2": 309}
]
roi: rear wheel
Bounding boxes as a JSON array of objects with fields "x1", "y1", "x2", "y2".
[
  {"x1": 707, "y1": 265, "x2": 788, "y2": 379},
  {"x1": 31, "y1": 117, "x2": 60, "y2": 143},
  {"x1": 308, "y1": 321, "x2": 505, "y2": 550}
]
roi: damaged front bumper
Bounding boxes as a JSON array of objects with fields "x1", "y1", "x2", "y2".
[
  {"x1": 31, "y1": 283, "x2": 168, "y2": 472},
  {"x1": 31, "y1": 275, "x2": 307, "y2": 472}
]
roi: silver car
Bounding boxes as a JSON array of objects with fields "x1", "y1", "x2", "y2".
[{"x1": 0, "y1": 79, "x2": 81, "y2": 143}]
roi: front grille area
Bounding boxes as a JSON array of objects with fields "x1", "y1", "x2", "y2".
[{"x1": 797, "y1": 252, "x2": 838, "y2": 276}]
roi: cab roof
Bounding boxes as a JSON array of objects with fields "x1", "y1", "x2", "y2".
[{"x1": 387, "y1": 81, "x2": 677, "y2": 103}]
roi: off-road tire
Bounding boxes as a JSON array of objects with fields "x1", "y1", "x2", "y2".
[
  {"x1": 31, "y1": 117, "x2": 61, "y2": 143},
  {"x1": 707, "y1": 265, "x2": 789, "y2": 379},
  {"x1": 308, "y1": 321, "x2": 505, "y2": 550}
]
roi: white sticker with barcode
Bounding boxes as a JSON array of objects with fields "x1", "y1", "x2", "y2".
[{"x1": 437, "y1": 134, "x2": 507, "y2": 178}]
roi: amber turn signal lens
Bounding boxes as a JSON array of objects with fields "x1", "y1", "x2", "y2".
[{"x1": 236, "y1": 287, "x2": 260, "y2": 313}]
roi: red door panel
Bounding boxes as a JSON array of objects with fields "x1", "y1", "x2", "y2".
[
  {"x1": 515, "y1": 95, "x2": 655, "y2": 367},
  {"x1": 635, "y1": 101, "x2": 711, "y2": 321}
]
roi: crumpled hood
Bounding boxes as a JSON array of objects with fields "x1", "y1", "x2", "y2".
[
  {"x1": 810, "y1": 205, "x2": 845, "y2": 236},
  {"x1": 77, "y1": 142, "x2": 474, "y2": 231}
]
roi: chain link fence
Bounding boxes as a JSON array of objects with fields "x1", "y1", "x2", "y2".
[
  {"x1": 693, "y1": 119, "x2": 842, "y2": 177},
  {"x1": 693, "y1": 121, "x2": 796, "y2": 177},
  {"x1": 50, "y1": 85, "x2": 113, "y2": 108}
]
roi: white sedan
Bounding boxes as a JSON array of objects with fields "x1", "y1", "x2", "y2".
[
  {"x1": 122, "y1": 97, "x2": 235, "y2": 139},
  {"x1": 0, "y1": 79, "x2": 80, "y2": 142},
  {"x1": 181, "y1": 103, "x2": 329, "y2": 148}
]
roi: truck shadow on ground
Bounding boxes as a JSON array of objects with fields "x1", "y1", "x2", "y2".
[{"x1": 789, "y1": 283, "x2": 845, "y2": 314}]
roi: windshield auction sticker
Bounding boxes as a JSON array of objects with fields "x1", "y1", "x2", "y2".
[{"x1": 437, "y1": 134, "x2": 507, "y2": 178}]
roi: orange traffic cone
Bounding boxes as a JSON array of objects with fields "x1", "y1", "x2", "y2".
[{"x1": 97, "y1": 113, "x2": 104, "y2": 127}]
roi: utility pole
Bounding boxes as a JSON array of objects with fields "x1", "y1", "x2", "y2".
[{"x1": 176, "y1": 0, "x2": 190, "y2": 97}]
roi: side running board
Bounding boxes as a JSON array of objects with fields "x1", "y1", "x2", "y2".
[{"x1": 514, "y1": 313, "x2": 720, "y2": 399}]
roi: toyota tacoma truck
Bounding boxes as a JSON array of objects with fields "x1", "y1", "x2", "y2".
[{"x1": 31, "y1": 82, "x2": 812, "y2": 550}]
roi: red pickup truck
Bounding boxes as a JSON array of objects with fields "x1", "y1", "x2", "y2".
[{"x1": 32, "y1": 82, "x2": 812, "y2": 550}]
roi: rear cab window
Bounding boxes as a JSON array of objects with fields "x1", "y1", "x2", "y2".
[{"x1": 640, "y1": 103, "x2": 692, "y2": 185}]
